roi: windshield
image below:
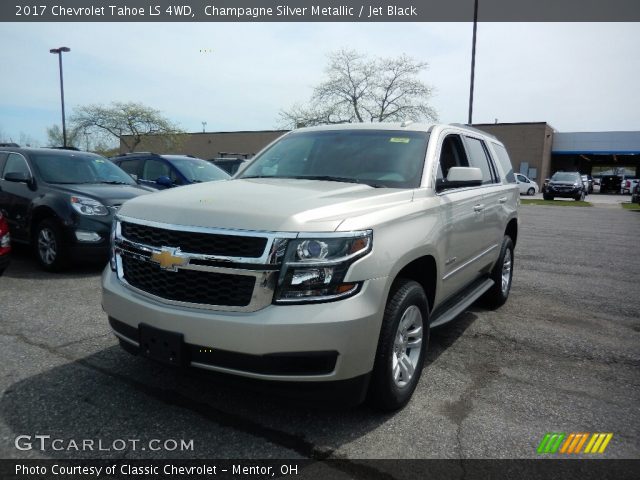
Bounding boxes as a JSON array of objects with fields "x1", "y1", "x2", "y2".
[
  {"x1": 31, "y1": 152, "x2": 136, "y2": 185},
  {"x1": 165, "y1": 156, "x2": 230, "y2": 183},
  {"x1": 551, "y1": 172, "x2": 580, "y2": 182},
  {"x1": 239, "y1": 129, "x2": 430, "y2": 188}
]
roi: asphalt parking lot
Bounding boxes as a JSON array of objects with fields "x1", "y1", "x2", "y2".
[{"x1": 0, "y1": 205, "x2": 638, "y2": 464}]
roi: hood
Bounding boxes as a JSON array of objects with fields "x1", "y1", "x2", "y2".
[
  {"x1": 52, "y1": 183, "x2": 152, "y2": 206},
  {"x1": 119, "y1": 178, "x2": 415, "y2": 232}
]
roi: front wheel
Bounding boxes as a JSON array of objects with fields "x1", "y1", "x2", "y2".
[
  {"x1": 575, "y1": 191, "x2": 585, "y2": 201},
  {"x1": 34, "y1": 218, "x2": 68, "y2": 271},
  {"x1": 481, "y1": 235, "x2": 514, "y2": 309},
  {"x1": 527, "y1": 187, "x2": 535, "y2": 196},
  {"x1": 368, "y1": 279, "x2": 429, "y2": 411}
]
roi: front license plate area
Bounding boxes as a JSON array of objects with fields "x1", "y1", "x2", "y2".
[{"x1": 139, "y1": 323, "x2": 184, "y2": 366}]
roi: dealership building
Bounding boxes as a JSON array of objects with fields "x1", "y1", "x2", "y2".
[{"x1": 122, "y1": 123, "x2": 640, "y2": 181}]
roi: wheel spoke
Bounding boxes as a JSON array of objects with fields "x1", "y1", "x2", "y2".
[
  {"x1": 399, "y1": 354, "x2": 414, "y2": 380},
  {"x1": 406, "y1": 337, "x2": 422, "y2": 348}
]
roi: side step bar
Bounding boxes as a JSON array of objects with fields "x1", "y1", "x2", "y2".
[{"x1": 429, "y1": 278, "x2": 494, "y2": 328}]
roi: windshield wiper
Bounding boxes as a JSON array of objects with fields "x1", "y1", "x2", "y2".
[
  {"x1": 284, "y1": 175, "x2": 386, "y2": 188},
  {"x1": 98, "y1": 180, "x2": 131, "y2": 185}
]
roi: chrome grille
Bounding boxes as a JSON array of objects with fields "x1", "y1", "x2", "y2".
[
  {"x1": 121, "y1": 221, "x2": 267, "y2": 257},
  {"x1": 113, "y1": 216, "x2": 289, "y2": 312}
]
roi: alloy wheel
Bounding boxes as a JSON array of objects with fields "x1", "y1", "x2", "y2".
[{"x1": 392, "y1": 305, "x2": 423, "y2": 388}]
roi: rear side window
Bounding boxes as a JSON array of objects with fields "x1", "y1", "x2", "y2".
[
  {"x1": 464, "y1": 137, "x2": 497, "y2": 185},
  {"x1": 491, "y1": 143, "x2": 516, "y2": 184}
]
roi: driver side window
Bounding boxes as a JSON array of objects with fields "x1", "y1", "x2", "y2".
[
  {"x1": 436, "y1": 135, "x2": 469, "y2": 183},
  {"x1": 3, "y1": 153, "x2": 30, "y2": 179}
]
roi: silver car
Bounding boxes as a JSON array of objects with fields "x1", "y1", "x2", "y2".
[{"x1": 102, "y1": 123, "x2": 519, "y2": 410}]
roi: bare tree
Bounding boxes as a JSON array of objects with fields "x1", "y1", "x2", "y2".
[
  {"x1": 46, "y1": 124, "x2": 81, "y2": 148},
  {"x1": 279, "y1": 49, "x2": 437, "y2": 128},
  {"x1": 71, "y1": 101, "x2": 182, "y2": 153}
]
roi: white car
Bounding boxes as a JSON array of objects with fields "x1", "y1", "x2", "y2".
[{"x1": 515, "y1": 173, "x2": 538, "y2": 195}]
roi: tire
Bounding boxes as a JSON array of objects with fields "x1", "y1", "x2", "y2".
[
  {"x1": 34, "y1": 218, "x2": 68, "y2": 271},
  {"x1": 368, "y1": 279, "x2": 429, "y2": 411},
  {"x1": 481, "y1": 235, "x2": 514, "y2": 309},
  {"x1": 543, "y1": 194, "x2": 554, "y2": 201},
  {"x1": 575, "y1": 191, "x2": 585, "y2": 201},
  {"x1": 527, "y1": 187, "x2": 535, "y2": 196}
]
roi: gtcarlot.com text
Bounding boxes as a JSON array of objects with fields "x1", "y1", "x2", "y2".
[{"x1": 14, "y1": 435, "x2": 194, "y2": 452}]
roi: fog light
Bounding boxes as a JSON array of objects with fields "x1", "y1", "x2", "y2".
[{"x1": 75, "y1": 230, "x2": 101, "y2": 242}]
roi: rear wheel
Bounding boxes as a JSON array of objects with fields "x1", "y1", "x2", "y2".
[
  {"x1": 481, "y1": 235, "x2": 514, "y2": 309},
  {"x1": 34, "y1": 218, "x2": 68, "y2": 271},
  {"x1": 368, "y1": 279, "x2": 429, "y2": 411}
]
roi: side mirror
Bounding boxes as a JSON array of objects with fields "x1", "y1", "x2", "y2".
[
  {"x1": 4, "y1": 171, "x2": 32, "y2": 184},
  {"x1": 155, "y1": 175, "x2": 173, "y2": 187},
  {"x1": 437, "y1": 167, "x2": 483, "y2": 191}
]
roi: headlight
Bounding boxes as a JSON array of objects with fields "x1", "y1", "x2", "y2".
[
  {"x1": 70, "y1": 196, "x2": 109, "y2": 216},
  {"x1": 275, "y1": 231, "x2": 372, "y2": 303},
  {"x1": 109, "y1": 218, "x2": 118, "y2": 271}
]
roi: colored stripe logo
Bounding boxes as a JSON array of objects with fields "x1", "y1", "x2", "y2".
[{"x1": 537, "y1": 433, "x2": 613, "y2": 454}]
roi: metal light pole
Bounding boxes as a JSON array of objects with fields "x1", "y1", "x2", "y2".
[
  {"x1": 468, "y1": 0, "x2": 478, "y2": 125},
  {"x1": 202, "y1": 121, "x2": 207, "y2": 133},
  {"x1": 50, "y1": 47, "x2": 71, "y2": 147}
]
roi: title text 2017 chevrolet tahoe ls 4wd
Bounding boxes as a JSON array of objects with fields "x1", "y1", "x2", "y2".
[{"x1": 102, "y1": 123, "x2": 519, "y2": 411}]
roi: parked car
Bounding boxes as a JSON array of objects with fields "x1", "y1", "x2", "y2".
[
  {"x1": 621, "y1": 178, "x2": 639, "y2": 195},
  {"x1": 209, "y1": 158, "x2": 250, "y2": 176},
  {"x1": 543, "y1": 172, "x2": 587, "y2": 201},
  {"x1": 0, "y1": 210, "x2": 10, "y2": 275},
  {"x1": 208, "y1": 153, "x2": 253, "y2": 176},
  {"x1": 581, "y1": 174, "x2": 594, "y2": 194},
  {"x1": 632, "y1": 183, "x2": 640, "y2": 204},
  {"x1": 600, "y1": 175, "x2": 622, "y2": 194},
  {"x1": 0, "y1": 147, "x2": 152, "y2": 271},
  {"x1": 110, "y1": 153, "x2": 230, "y2": 189},
  {"x1": 515, "y1": 173, "x2": 538, "y2": 195},
  {"x1": 103, "y1": 122, "x2": 519, "y2": 411}
]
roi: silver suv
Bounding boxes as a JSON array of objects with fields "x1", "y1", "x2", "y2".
[{"x1": 102, "y1": 123, "x2": 519, "y2": 410}]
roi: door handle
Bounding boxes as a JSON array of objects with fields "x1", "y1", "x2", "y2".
[
  {"x1": 473, "y1": 204, "x2": 484, "y2": 212},
  {"x1": 498, "y1": 197, "x2": 507, "y2": 203}
]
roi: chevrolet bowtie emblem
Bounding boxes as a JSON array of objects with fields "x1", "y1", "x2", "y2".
[{"x1": 150, "y1": 247, "x2": 189, "y2": 272}]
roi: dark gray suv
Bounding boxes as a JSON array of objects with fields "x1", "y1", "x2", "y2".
[{"x1": 543, "y1": 172, "x2": 587, "y2": 201}]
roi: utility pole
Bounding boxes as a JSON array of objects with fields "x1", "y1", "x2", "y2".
[
  {"x1": 50, "y1": 47, "x2": 71, "y2": 147},
  {"x1": 468, "y1": 0, "x2": 478, "y2": 125}
]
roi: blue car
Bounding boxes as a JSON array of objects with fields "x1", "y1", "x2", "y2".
[{"x1": 111, "y1": 153, "x2": 230, "y2": 189}]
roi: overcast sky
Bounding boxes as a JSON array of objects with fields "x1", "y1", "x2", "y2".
[{"x1": 0, "y1": 22, "x2": 638, "y2": 146}]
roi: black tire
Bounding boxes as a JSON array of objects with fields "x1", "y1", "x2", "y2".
[
  {"x1": 543, "y1": 194, "x2": 554, "y2": 201},
  {"x1": 368, "y1": 279, "x2": 429, "y2": 411},
  {"x1": 527, "y1": 187, "x2": 535, "y2": 196},
  {"x1": 575, "y1": 191, "x2": 585, "y2": 201},
  {"x1": 34, "y1": 218, "x2": 68, "y2": 271},
  {"x1": 481, "y1": 235, "x2": 514, "y2": 309}
]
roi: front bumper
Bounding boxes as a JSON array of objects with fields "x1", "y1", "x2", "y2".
[
  {"x1": 102, "y1": 267, "x2": 387, "y2": 382},
  {"x1": 546, "y1": 187, "x2": 582, "y2": 198},
  {"x1": 63, "y1": 215, "x2": 113, "y2": 262}
]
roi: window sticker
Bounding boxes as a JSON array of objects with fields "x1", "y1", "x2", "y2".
[{"x1": 389, "y1": 137, "x2": 410, "y2": 143}]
